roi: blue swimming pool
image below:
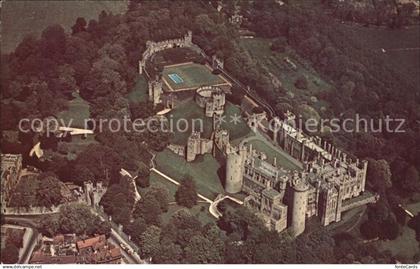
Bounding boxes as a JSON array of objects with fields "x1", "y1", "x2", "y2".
[{"x1": 168, "y1": 73, "x2": 184, "y2": 84}]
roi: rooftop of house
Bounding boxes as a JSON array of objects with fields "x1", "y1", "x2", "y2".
[
  {"x1": 31, "y1": 234, "x2": 122, "y2": 264},
  {"x1": 76, "y1": 234, "x2": 106, "y2": 250}
]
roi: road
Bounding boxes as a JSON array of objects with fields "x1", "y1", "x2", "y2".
[
  {"x1": 90, "y1": 209, "x2": 145, "y2": 264},
  {"x1": 108, "y1": 235, "x2": 139, "y2": 264},
  {"x1": 4, "y1": 213, "x2": 144, "y2": 264},
  {"x1": 209, "y1": 195, "x2": 244, "y2": 219}
]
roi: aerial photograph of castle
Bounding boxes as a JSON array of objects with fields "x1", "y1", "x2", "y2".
[{"x1": 0, "y1": 0, "x2": 419, "y2": 267}]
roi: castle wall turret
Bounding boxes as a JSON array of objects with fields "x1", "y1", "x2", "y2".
[
  {"x1": 148, "y1": 79, "x2": 163, "y2": 106},
  {"x1": 225, "y1": 146, "x2": 246, "y2": 194},
  {"x1": 290, "y1": 178, "x2": 309, "y2": 237}
]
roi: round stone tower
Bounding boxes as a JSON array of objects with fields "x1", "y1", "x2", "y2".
[
  {"x1": 225, "y1": 146, "x2": 246, "y2": 194},
  {"x1": 290, "y1": 178, "x2": 309, "y2": 237}
]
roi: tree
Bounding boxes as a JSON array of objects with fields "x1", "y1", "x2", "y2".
[
  {"x1": 402, "y1": 166, "x2": 420, "y2": 193},
  {"x1": 136, "y1": 163, "x2": 150, "y2": 188},
  {"x1": 217, "y1": 206, "x2": 264, "y2": 240},
  {"x1": 53, "y1": 203, "x2": 110, "y2": 236},
  {"x1": 360, "y1": 221, "x2": 380, "y2": 240},
  {"x1": 1, "y1": 243, "x2": 19, "y2": 264},
  {"x1": 124, "y1": 217, "x2": 147, "y2": 245},
  {"x1": 295, "y1": 76, "x2": 308, "y2": 90},
  {"x1": 271, "y1": 37, "x2": 287, "y2": 52},
  {"x1": 72, "y1": 17, "x2": 87, "y2": 34},
  {"x1": 408, "y1": 213, "x2": 420, "y2": 241},
  {"x1": 136, "y1": 176, "x2": 150, "y2": 188},
  {"x1": 164, "y1": 209, "x2": 203, "y2": 248},
  {"x1": 36, "y1": 172, "x2": 63, "y2": 207},
  {"x1": 139, "y1": 225, "x2": 161, "y2": 259},
  {"x1": 153, "y1": 240, "x2": 183, "y2": 263},
  {"x1": 184, "y1": 235, "x2": 223, "y2": 263},
  {"x1": 366, "y1": 158, "x2": 392, "y2": 194},
  {"x1": 146, "y1": 187, "x2": 169, "y2": 212},
  {"x1": 134, "y1": 195, "x2": 162, "y2": 226},
  {"x1": 175, "y1": 176, "x2": 198, "y2": 208},
  {"x1": 40, "y1": 24, "x2": 66, "y2": 60},
  {"x1": 99, "y1": 183, "x2": 133, "y2": 226},
  {"x1": 74, "y1": 144, "x2": 122, "y2": 185},
  {"x1": 39, "y1": 215, "x2": 61, "y2": 237}
]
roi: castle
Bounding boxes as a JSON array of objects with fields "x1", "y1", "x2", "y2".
[
  {"x1": 170, "y1": 108, "x2": 377, "y2": 236},
  {"x1": 139, "y1": 31, "x2": 226, "y2": 108},
  {"x1": 139, "y1": 31, "x2": 376, "y2": 236},
  {"x1": 222, "y1": 110, "x2": 377, "y2": 236},
  {"x1": 167, "y1": 86, "x2": 227, "y2": 162},
  {"x1": 195, "y1": 86, "x2": 226, "y2": 118}
]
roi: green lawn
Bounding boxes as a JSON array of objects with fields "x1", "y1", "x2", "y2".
[
  {"x1": 167, "y1": 99, "x2": 213, "y2": 145},
  {"x1": 127, "y1": 75, "x2": 149, "y2": 103},
  {"x1": 55, "y1": 92, "x2": 95, "y2": 160},
  {"x1": 162, "y1": 62, "x2": 227, "y2": 91},
  {"x1": 406, "y1": 201, "x2": 420, "y2": 215},
  {"x1": 57, "y1": 135, "x2": 98, "y2": 161},
  {"x1": 245, "y1": 138, "x2": 302, "y2": 171},
  {"x1": 222, "y1": 103, "x2": 252, "y2": 141},
  {"x1": 56, "y1": 92, "x2": 90, "y2": 129},
  {"x1": 167, "y1": 99, "x2": 251, "y2": 145},
  {"x1": 139, "y1": 171, "x2": 178, "y2": 202},
  {"x1": 155, "y1": 149, "x2": 224, "y2": 200},
  {"x1": 143, "y1": 170, "x2": 215, "y2": 225}
]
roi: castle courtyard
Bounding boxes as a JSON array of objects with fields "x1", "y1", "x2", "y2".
[
  {"x1": 155, "y1": 149, "x2": 224, "y2": 200},
  {"x1": 162, "y1": 62, "x2": 230, "y2": 92}
]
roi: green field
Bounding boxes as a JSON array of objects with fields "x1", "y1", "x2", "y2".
[
  {"x1": 139, "y1": 171, "x2": 215, "y2": 225},
  {"x1": 55, "y1": 92, "x2": 96, "y2": 160},
  {"x1": 162, "y1": 63, "x2": 228, "y2": 91},
  {"x1": 57, "y1": 136, "x2": 98, "y2": 161},
  {"x1": 222, "y1": 103, "x2": 253, "y2": 141},
  {"x1": 56, "y1": 92, "x2": 91, "y2": 129},
  {"x1": 168, "y1": 100, "x2": 251, "y2": 145},
  {"x1": 167, "y1": 99, "x2": 252, "y2": 145},
  {"x1": 406, "y1": 201, "x2": 420, "y2": 215},
  {"x1": 155, "y1": 149, "x2": 224, "y2": 200},
  {"x1": 167, "y1": 99, "x2": 214, "y2": 144},
  {"x1": 244, "y1": 138, "x2": 302, "y2": 171},
  {"x1": 239, "y1": 37, "x2": 333, "y2": 113},
  {"x1": 141, "y1": 171, "x2": 178, "y2": 202},
  {"x1": 1, "y1": 0, "x2": 128, "y2": 53}
]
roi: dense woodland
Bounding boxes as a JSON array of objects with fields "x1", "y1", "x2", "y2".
[
  {"x1": 322, "y1": 0, "x2": 419, "y2": 27},
  {"x1": 1, "y1": 0, "x2": 419, "y2": 264}
]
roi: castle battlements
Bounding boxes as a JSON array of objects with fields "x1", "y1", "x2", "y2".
[{"x1": 139, "y1": 31, "x2": 193, "y2": 75}]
